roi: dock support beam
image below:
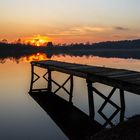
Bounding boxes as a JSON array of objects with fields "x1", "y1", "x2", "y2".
[
  {"x1": 48, "y1": 69, "x2": 52, "y2": 93},
  {"x1": 69, "y1": 75, "x2": 74, "y2": 103},
  {"x1": 29, "y1": 64, "x2": 34, "y2": 93},
  {"x1": 120, "y1": 89, "x2": 125, "y2": 122},
  {"x1": 29, "y1": 64, "x2": 41, "y2": 93},
  {"x1": 87, "y1": 80, "x2": 95, "y2": 120}
]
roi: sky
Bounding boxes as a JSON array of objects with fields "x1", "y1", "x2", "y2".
[{"x1": 0, "y1": 0, "x2": 140, "y2": 44}]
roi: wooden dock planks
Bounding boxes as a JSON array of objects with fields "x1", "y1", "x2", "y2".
[{"x1": 31, "y1": 60, "x2": 140, "y2": 95}]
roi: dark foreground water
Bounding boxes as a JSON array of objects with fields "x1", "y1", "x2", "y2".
[{"x1": 0, "y1": 54, "x2": 140, "y2": 140}]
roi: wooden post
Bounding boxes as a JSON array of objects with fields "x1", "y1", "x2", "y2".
[
  {"x1": 87, "y1": 79, "x2": 95, "y2": 120},
  {"x1": 29, "y1": 64, "x2": 34, "y2": 93},
  {"x1": 120, "y1": 89, "x2": 125, "y2": 122},
  {"x1": 48, "y1": 69, "x2": 52, "y2": 93},
  {"x1": 69, "y1": 75, "x2": 74, "y2": 103}
]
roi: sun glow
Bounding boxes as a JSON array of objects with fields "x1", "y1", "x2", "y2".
[
  {"x1": 20, "y1": 53, "x2": 48, "y2": 62},
  {"x1": 24, "y1": 35, "x2": 50, "y2": 46}
]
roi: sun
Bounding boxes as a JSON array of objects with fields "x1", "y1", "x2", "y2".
[{"x1": 24, "y1": 35, "x2": 50, "y2": 46}]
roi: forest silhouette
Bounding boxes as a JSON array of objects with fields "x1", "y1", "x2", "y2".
[{"x1": 0, "y1": 39, "x2": 140, "y2": 60}]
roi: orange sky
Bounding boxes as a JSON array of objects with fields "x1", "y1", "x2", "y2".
[{"x1": 0, "y1": 0, "x2": 140, "y2": 44}]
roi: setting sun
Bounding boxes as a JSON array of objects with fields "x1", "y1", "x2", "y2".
[{"x1": 24, "y1": 35, "x2": 50, "y2": 46}]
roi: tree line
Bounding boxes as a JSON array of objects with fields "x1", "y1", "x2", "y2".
[{"x1": 0, "y1": 39, "x2": 140, "y2": 59}]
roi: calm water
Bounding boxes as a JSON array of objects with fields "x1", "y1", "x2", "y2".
[{"x1": 0, "y1": 53, "x2": 140, "y2": 139}]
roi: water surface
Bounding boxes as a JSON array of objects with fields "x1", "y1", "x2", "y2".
[{"x1": 0, "y1": 54, "x2": 140, "y2": 139}]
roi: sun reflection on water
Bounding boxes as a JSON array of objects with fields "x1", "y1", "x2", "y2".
[{"x1": 20, "y1": 53, "x2": 48, "y2": 62}]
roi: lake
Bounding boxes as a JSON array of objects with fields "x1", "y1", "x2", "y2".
[{"x1": 0, "y1": 53, "x2": 140, "y2": 140}]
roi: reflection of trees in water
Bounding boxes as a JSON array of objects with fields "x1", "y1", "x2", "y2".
[
  {"x1": 1, "y1": 48, "x2": 140, "y2": 64},
  {"x1": 0, "y1": 57, "x2": 20, "y2": 64},
  {"x1": 0, "y1": 58, "x2": 6, "y2": 64},
  {"x1": 0, "y1": 53, "x2": 52, "y2": 64}
]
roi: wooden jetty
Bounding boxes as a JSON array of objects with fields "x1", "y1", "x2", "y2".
[{"x1": 29, "y1": 60, "x2": 140, "y2": 127}]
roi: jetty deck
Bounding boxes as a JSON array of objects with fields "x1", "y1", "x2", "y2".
[
  {"x1": 31, "y1": 60, "x2": 140, "y2": 94},
  {"x1": 29, "y1": 60, "x2": 140, "y2": 127}
]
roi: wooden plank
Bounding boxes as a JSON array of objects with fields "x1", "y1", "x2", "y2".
[
  {"x1": 33, "y1": 60, "x2": 110, "y2": 71},
  {"x1": 132, "y1": 80, "x2": 140, "y2": 84},
  {"x1": 87, "y1": 74, "x2": 140, "y2": 95},
  {"x1": 31, "y1": 60, "x2": 140, "y2": 95},
  {"x1": 76, "y1": 67, "x2": 115, "y2": 74},
  {"x1": 38, "y1": 60, "x2": 82, "y2": 68},
  {"x1": 48, "y1": 65, "x2": 88, "y2": 78},
  {"x1": 118, "y1": 75, "x2": 140, "y2": 81},
  {"x1": 32, "y1": 61, "x2": 125, "y2": 76},
  {"x1": 98, "y1": 71, "x2": 130, "y2": 76},
  {"x1": 122, "y1": 78, "x2": 140, "y2": 85},
  {"x1": 109, "y1": 73, "x2": 140, "y2": 78}
]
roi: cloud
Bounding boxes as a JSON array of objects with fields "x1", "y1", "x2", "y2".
[
  {"x1": 47, "y1": 26, "x2": 109, "y2": 36},
  {"x1": 73, "y1": 26, "x2": 106, "y2": 33},
  {"x1": 114, "y1": 26, "x2": 129, "y2": 31}
]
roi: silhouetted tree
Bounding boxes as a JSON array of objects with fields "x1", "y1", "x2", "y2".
[
  {"x1": 47, "y1": 42, "x2": 53, "y2": 49},
  {"x1": 1, "y1": 39, "x2": 8, "y2": 44},
  {"x1": 16, "y1": 38, "x2": 22, "y2": 44}
]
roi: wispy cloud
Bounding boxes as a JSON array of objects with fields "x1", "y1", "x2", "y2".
[
  {"x1": 73, "y1": 26, "x2": 106, "y2": 33},
  {"x1": 114, "y1": 26, "x2": 129, "y2": 31},
  {"x1": 47, "y1": 26, "x2": 109, "y2": 36}
]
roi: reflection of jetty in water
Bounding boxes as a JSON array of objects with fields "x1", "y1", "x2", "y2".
[
  {"x1": 27, "y1": 60, "x2": 138, "y2": 139},
  {"x1": 29, "y1": 90, "x2": 125, "y2": 139},
  {"x1": 29, "y1": 92, "x2": 102, "y2": 140}
]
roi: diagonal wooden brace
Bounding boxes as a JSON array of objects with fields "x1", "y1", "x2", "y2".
[
  {"x1": 51, "y1": 75, "x2": 74, "y2": 103},
  {"x1": 86, "y1": 79, "x2": 126, "y2": 126}
]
